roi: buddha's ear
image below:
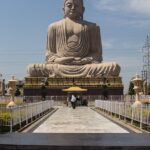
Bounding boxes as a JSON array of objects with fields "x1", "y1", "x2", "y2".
[
  {"x1": 62, "y1": 7, "x2": 64, "y2": 12},
  {"x1": 82, "y1": 6, "x2": 85, "y2": 13},
  {"x1": 81, "y1": 6, "x2": 85, "y2": 19},
  {"x1": 62, "y1": 7, "x2": 65, "y2": 18}
]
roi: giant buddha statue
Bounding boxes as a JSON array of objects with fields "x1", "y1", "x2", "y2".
[{"x1": 27, "y1": 0, "x2": 120, "y2": 78}]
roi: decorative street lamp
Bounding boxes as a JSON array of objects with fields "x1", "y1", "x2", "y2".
[
  {"x1": 6, "y1": 76, "x2": 17, "y2": 108},
  {"x1": 132, "y1": 74, "x2": 142, "y2": 107}
]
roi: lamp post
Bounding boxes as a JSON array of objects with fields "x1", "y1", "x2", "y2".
[
  {"x1": 6, "y1": 76, "x2": 17, "y2": 108},
  {"x1": 132, "y1": 74, "x2": 142, "y2": 107}
]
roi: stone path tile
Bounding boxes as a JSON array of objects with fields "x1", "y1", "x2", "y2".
[{"x1": 33, "y1": 107, "x2": 129, "y2": 133}]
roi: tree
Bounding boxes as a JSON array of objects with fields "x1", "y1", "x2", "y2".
[
  {"x1": 40, "y1": 78, "x2": 48, "y2": 101},
  {"x1": 147, "y1": 83, "x2": 150, "y2": 95},
  {"x1": 15, "y1": 88, "x2": 21, "y2": 96},
  {"x1": 41, "y1": 85, "x2": 47, "y2": 101},
  {"x1": 102, "y1": 85, "x2": 108, "y2": 100},
  {"x1": 128, "y1": 81, "x2": 135, "y2": 95}
]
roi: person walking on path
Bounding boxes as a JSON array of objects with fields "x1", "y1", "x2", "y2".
[{"x1": 71, "y1": 94, "x2": 76, "y2": 109}]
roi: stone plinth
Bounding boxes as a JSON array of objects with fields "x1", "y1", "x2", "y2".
[{"x1": 24, "y1": 77, "x2": 123, "y2": 96}]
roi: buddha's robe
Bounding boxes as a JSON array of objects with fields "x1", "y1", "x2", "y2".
[{"x1": 27, "y1": 18, "x2": 120, "y2": 77}]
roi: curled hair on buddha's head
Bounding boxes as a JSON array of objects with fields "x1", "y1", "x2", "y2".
[{"x1": 63, "y1": 0, "x2": 84, "y2": 20}]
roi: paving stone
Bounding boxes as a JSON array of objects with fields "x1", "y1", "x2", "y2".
[{"x1": 34, "y1": 107, "x2": 129, "y2": 133}]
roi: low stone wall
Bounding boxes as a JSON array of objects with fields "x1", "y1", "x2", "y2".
[{"x1": 0, "y1": 133, "x2": 150, "y2": 150}]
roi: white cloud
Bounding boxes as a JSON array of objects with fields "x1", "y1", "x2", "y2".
[
  {"x1": 102, "y1": 38, "x2": 143, "y2": 51},
  {"x1": 116, "y1": 18, "x2": 150, "y2": 28},
  {"x1": 102, "y1": 40, "x2": 113, "y2": 49},
  {"x1": 95, "y1": 0, "x2": 150, "y2": 28},
  {"x1": 98, "y1": 0, "x2": 128, "y2": 12},
  {"x1": 96, "y1": 0, "x2": 150, "y2": 16},
  {"x1": 114, "y1": 56, "x2": 142, "y2": 68},
  {"x1": 130, "y1": 0, "x2": 150, "y2": 15}
]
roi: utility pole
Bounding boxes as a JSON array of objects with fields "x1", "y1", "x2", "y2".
[{"x1": 142, "y1": 35, "x2": 150, "y2": 83}]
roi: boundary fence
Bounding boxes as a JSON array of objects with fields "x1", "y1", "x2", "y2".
[
  {"x1": 0, "y1": 100, "x2": 54, "y2": 133},
  {"x1": 95, "y1": 100, "x2": 150, "y2": 131}
]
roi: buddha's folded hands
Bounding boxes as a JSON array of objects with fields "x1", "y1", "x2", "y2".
[{"x1": 54, "y1": 57, "x2": 75, "y2": 65}]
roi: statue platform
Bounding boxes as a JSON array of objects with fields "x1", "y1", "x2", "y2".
[{"x1": 23, "y1": 77, "x2": 123, "y2": 96}]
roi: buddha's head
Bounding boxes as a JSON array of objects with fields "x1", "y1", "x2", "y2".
[{"x1": 63, "y1": 0, "x2": 85, "y2": 20}]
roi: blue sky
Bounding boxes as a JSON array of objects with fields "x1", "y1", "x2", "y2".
[{"x1": 0, "y1": 0, "x2": 150, "y2": 93}]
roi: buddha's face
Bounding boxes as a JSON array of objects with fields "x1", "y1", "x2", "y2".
[{"x1": 63, "y1": 0, "x2": 84, "y2": 20}]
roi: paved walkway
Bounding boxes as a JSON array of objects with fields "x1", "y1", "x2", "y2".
[{"x1": 33, "y1": 107, "x2": 129, "y2": 133}]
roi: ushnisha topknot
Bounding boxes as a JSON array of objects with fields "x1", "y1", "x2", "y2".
[{"x1": 64, "y1": 0, "x2": 84, "y2": 6}]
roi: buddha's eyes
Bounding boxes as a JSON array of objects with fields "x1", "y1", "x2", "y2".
[
  {"x1": 66, "y1": 3, "x2": 79, "y2": 9},
  {"x1": 66, "y1": 3, "x2": 72, "y2": 8}
]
